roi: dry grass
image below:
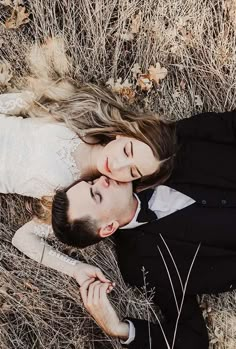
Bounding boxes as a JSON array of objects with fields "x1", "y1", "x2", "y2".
[
  {"x1": 0, "y1": 0, "x2": 236, "y2": 348},
  {"x1": 0, "y1": 195, "x2": 157, "y2": 349}
]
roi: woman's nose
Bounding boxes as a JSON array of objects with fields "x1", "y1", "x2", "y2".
[{"x1": 110, "y1": 158, "x2": 130, "y2": 171}]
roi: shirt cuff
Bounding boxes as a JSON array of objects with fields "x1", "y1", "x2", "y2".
[{"x1": 120, "y1": 320, "x2": 136, "y2": 345}]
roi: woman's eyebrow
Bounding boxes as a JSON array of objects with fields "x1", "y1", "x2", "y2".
[
  {"x1": 131, "y1": 141, "x2": 143, "y2": 176},
  {"x1": 130, "y1": 141, "x2": 134, "y2": 156}
]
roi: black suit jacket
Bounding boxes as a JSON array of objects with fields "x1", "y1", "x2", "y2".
[{"x1": 115, "y1": 111, "x2": 236, "y2": 349}]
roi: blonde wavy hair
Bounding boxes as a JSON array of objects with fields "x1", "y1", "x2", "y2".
[{"x1": 18, "y1": 39, "x2": 176, "y2": 223}]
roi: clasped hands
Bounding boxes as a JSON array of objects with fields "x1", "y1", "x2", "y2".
[{"x1": 74, "y1": 262, "x2": 129, "y2": 340}]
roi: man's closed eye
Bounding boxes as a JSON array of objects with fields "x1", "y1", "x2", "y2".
[{"x1": 95, "y1": 191, "x2": 102, "y2": 203}]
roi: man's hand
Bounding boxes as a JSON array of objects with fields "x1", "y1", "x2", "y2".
[
  {"x1": 73, "y1": 262, "x2": 112, "y2": 287},
  {"x1": 80, "y1": 279, "x2": 129, "y2": 339}
]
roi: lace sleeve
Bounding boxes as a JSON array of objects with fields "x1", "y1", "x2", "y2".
[
  {"x1": 12, "y1": 219, "x2": 79, "y2": 275},
  {"x1": 0, "y1": 91, "x2": 35, "y2": 115}
]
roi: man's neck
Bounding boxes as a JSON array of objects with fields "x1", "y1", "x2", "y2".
[{"x1": 121, "y1": 195, "x2": 138, "y2": 227}]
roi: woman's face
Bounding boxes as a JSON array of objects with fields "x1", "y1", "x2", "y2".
[{"x1": 96, "y1": 136, "x2": 160, "y2": 182}]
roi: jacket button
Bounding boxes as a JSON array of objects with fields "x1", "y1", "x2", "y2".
[
  {"x1": 221, "y1": 200, "x2": 227, "y2": 205},
  {"x1": 201, "y1": 200, "x2": 207, "y2": 205}
]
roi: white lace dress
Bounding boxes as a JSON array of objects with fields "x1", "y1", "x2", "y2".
[
  {"x1": 0, "y1": 92, "x2": 81, "y2": 198},
  {"x1": 0, "y1": 92, "x2": 82, "y2": 246}
]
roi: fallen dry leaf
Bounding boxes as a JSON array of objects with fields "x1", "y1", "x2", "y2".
[
  {"x1": 106, "y1": 77, "x2": 131, "y2": 92},
  {"x1": 0, "y1": 61, "x2": 12, "y2": 86},
  {"x1": 106, "y1": 78, "x2": 135, "y2": 102},
  {"x1": 130, "y1": 12, "x2": 141, "y2": 34},
  {"x1": 5, "y1": 5, "x2": 30, "y2": 29},
  {"x1": 0, "y1": 38, "x2": 4, "y2": 48},
  {"x1": 106, "y1": 77, "x2": 122, "y2": 92},
  {"x1": 148, "y1": 63, "x2": 168, "y2": 84},
  {"x1": 119, "y1": 86, "x2": 136, "y2": 102},
  {"x1": 137, "y1": 74, "x2": 153, "y2": 91}
]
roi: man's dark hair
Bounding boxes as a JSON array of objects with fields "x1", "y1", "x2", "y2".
[{"x1": 51, "y1": 187, "x2": 102, "y2": 248}]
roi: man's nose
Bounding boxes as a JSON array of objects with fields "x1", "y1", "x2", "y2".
[{"x1": 97, "y1": 176, "x2": 110, "y2": 188}]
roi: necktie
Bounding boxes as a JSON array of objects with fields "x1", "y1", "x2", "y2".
[{"x1": 136, "y1": 189, "x2": 157, "y2": 223}]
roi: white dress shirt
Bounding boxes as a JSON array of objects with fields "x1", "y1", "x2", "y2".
[
  {"x1": 120, "y1": 185, "x2": 195, "y2": 344},
  {"x1": 122, "y1": 185, "x2": 195, "y2": 230}
]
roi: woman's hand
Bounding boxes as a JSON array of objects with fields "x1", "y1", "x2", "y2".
[
  {"x1": 73, "y1": 262, "x2": 113, "y2": 287},
  {"x1": 80, "y1": 279, "x2": 129, "y2": 339}
]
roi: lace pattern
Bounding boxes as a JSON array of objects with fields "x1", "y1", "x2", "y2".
[
  {"x1": 56, "y1": 137, "x2": 82, "y2": 181},
  {"x1": 0, "y1": 92, "x2": 35, "y2": 114}
]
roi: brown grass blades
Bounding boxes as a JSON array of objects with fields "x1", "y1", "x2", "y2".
[
  {"x1": 0, "y1": 195, "x2": 156, "y2": 349},
  {"x1": 141, "y1": 235, "x2": 201, "y2": 349},
  {"x1": 0, "y1": 0, "x2": 236, "y2": 348},
  {"x1": 0, "y1": 0, "x2": 236, "y2": 115}
]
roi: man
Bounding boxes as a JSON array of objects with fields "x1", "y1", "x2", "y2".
[{"x1": 52, "y1": 112, "x2": 236, "y2": 348}]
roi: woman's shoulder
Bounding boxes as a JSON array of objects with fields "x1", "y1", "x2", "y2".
[{"x1": 36, "y1": 119, "x2": 78, "y2": 139}]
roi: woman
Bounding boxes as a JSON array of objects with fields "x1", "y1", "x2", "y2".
[{"x1": 1, "y1": 81, "x2": 175, "y2": 286}]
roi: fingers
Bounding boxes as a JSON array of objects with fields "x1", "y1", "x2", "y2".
[
  {"x1": 94, "y1": 268, "x2": 116, "y2": 293},
  {"x1": 107, "y1": 282, "x2": 115, "y2": 293},
  {"x1": 80, "y1": 279, "x2": 111, "y2": 312},
  {"x1": 87, "y1": 280, "x2": 102, "y2": 307},
  {"x1": 93, "y1": 280, "x2": 102, "y2": 305},
  {"x1": 80, "y1": 278, "x2": 95, "y2": 305},
  {"x1": 100, "y1": 282, "x2": 110, "y2": 299},
  {"x1": 95, "y1": 268, "x2": 110, "y2": 283}
]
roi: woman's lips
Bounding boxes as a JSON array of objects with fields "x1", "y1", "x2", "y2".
[{"x1": 105, "y1": 157, "x2": 111, "y2": 173}]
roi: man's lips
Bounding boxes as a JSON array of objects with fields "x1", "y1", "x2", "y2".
[{"x1": 105, "y1": 157, "x2": 111, "y2": 173}]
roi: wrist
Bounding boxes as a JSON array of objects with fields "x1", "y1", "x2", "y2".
[
  {"x1": 115, "y1": 321, "x2": 129, "y2": 340},
  {"x1": 71, "y1": 261, "x2": 82, "y2": 278}
]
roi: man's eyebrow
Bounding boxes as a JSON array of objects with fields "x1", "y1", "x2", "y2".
[{"x1": 131, "y1": 141, "x2": 143, "y2": 177}]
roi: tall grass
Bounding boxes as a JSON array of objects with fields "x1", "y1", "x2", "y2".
[{"x1": 0, "y1": 0, "x2": 236, "y2": 348}]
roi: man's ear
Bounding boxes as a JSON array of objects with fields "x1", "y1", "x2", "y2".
[{"x1": 99, "y1": 221, "x2": 119, "y2": 238}]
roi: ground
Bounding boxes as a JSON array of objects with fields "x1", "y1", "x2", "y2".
[{"x1": 0, "y1": 0, "x2": 236, "y2": 348}]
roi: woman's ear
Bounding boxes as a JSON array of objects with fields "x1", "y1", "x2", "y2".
[
  {"x1": 98, "y1": 221, "x2": 119, "y2": 238},
  {"x1": 116, "y1": 135, "x2": 121, "y2": 140}
]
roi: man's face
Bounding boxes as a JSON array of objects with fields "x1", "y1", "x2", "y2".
[{"x1": 66, "y1": 176, "x2": 134, "y2": 231}]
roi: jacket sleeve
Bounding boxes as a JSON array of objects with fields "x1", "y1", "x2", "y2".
[
  {"x1": 124, "y1": 294, "x2": 209, "y2": 349},
  {"x1": 115, "y1": 232, "x2": 209, "y2": 349},
  {"x1": 176, "y1": 111, "x2": 236, "y2": 144}
]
